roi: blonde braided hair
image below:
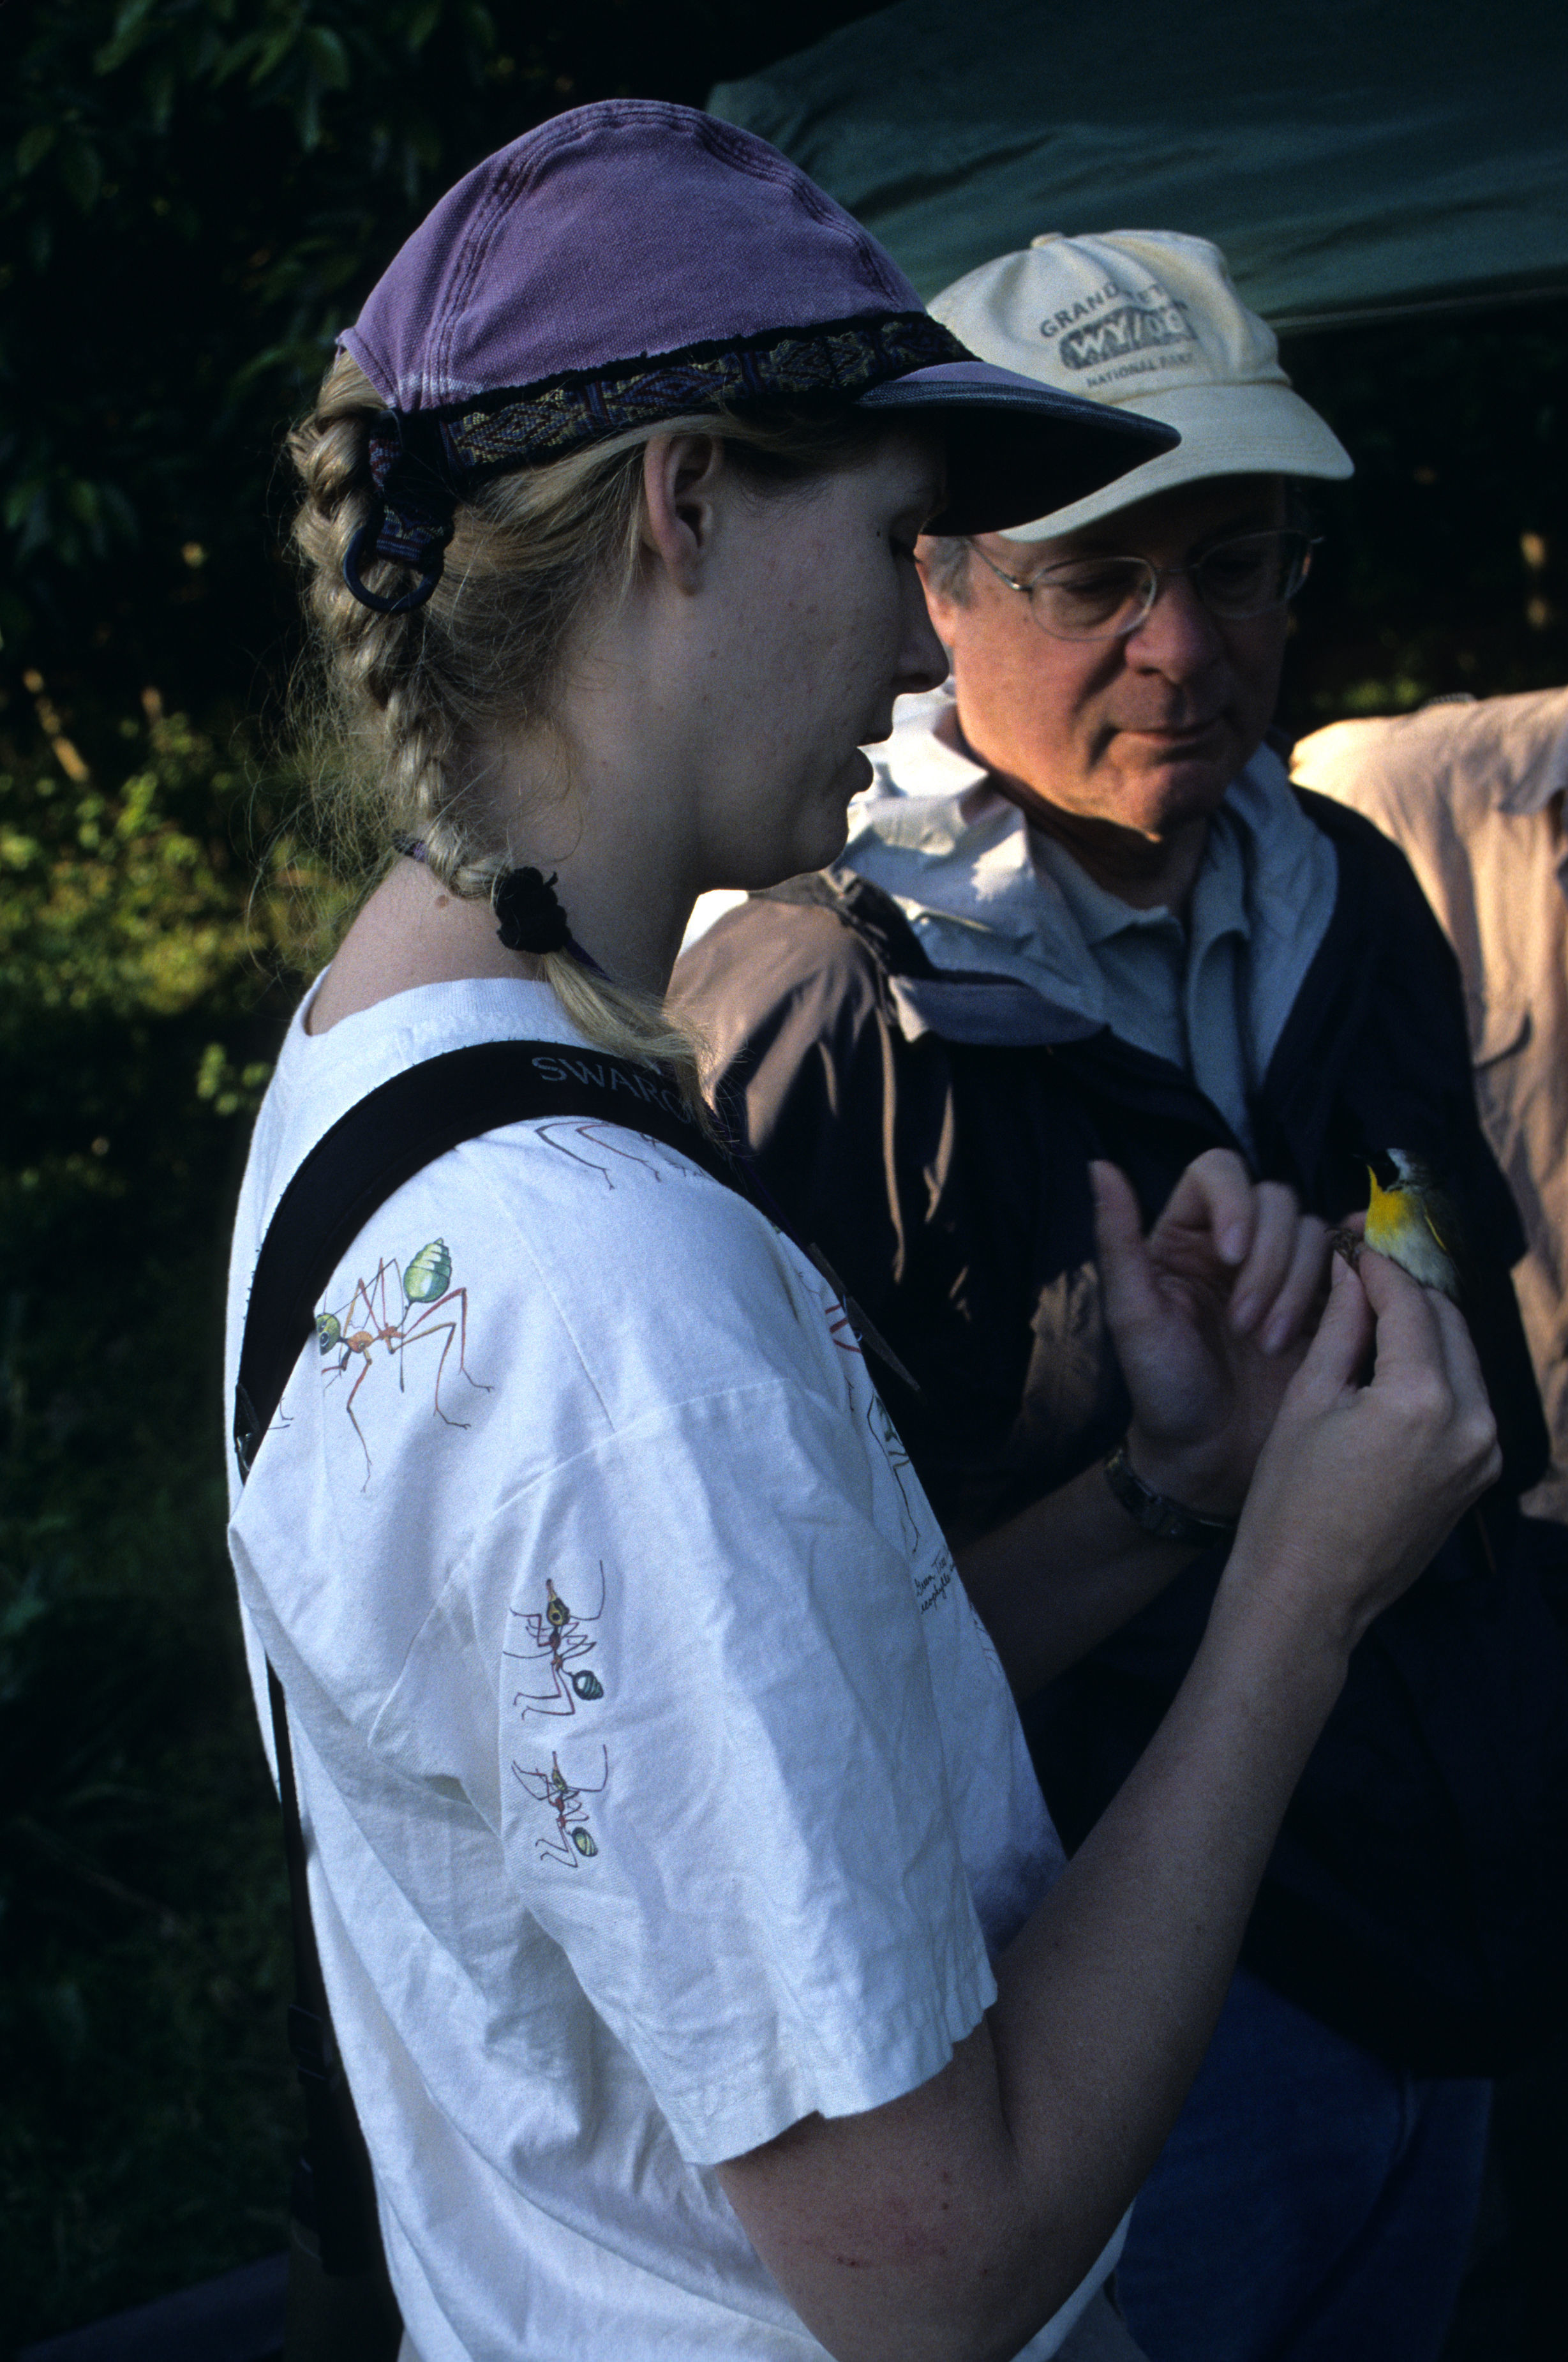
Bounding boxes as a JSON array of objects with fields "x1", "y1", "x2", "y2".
[{"x1": 288, "y1": 353, "x2": 886, "y2": 1114}]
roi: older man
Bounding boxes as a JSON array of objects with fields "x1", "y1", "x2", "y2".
[{"x1": 676, "y1": 232, "x2": 1562, "y2": 2362}]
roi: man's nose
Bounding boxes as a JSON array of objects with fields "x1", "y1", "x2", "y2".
[{"x1": 1123, "y1": 569, "x2": 1226, "y2": 679}]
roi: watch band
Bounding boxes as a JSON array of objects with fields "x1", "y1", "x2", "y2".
[{"x1": 1103, "y1": 1439, "x2": 1239, "y2": 1548}]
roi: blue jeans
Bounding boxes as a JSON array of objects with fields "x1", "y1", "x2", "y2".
[{"x1": 1116, "y1": 1966, "x2": 1491, "y2": 2362}]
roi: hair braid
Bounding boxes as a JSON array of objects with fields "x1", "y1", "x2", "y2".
[{"x1": 288, "y1": 352, "x2": 890, "y2": 1116}]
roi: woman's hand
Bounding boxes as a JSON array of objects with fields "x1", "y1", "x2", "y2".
[
  {"x1": 1093, "y1": 1153, "x2": 1329, "y2": 1517},
  {"x1": 1219, "y1": 1244, "x2": 1501, "y2": 1660}
]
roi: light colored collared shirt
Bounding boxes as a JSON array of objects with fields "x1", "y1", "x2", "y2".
[{"x1": 838, "y1": 686, "x2": 1339, "y2": 1161}]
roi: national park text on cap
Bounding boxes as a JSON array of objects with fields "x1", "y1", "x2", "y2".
[{"x1": 931, "y1": 228, "x2": 1352, "y2": 541}]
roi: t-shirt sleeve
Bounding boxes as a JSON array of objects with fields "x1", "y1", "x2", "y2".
[{"x1": 456, "y1": 1374, "x2": 996, "y2": 2165}]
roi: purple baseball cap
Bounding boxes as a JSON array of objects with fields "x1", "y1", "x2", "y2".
[{"x1": 338, "y1": 101, "x2": 1176, "y2": 612}]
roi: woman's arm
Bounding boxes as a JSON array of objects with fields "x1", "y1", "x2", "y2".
[
  {"x1": 720, "y1": 1249, "x2": 1500, "y2": 2362},
  {"x1": 957, "y1": 1153, "x2": 1329, "y2": 1694}
]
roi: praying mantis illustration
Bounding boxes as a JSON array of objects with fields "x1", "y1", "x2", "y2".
[
  {"x1": 316, "y1": 1236, "x2": 489, "y2": 1483},
  {"x1": 504, "y1": 1565, "x2": 607, "y2": 1721},
  {"x1": 514, "y1": 1747, "x2": 608, "y2": 1867}
]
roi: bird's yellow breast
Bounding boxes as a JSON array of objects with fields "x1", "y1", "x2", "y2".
[{"x1": 1364, "y1": 1170, "x2": 1461, "y2": 1301}]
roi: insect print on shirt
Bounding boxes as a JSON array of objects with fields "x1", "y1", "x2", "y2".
[
  {"x1": 315, "y1": 1236, "x2": 490, "y2": 1486},
  {"x1": 515, "y1": 1747, "x2": 608, "y2": 1867},
  {"x1": 823, "y1": 1295, "x2": 864, "y2": 1358},
  {"x1": 867, "y1": 1392, "x2": 920, "y2": 1551},
  {"x1": 504, "y1": 1564, "x2": 607, "y2": 1720},
  {"x1": 535, "y1": 1122, "x2": 666, "y2": 1191}
]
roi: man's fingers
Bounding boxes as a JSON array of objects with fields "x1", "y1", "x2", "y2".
[
  {"x1": 1154, "y1": 1148, "x2": 1255, "y2": 1267},
  {"x1": 1258, "y1": 1215, "x2": 1331, "y2": 1355},
  {"x1": 1289, "y1": 1247, "x2": 1375, "y2": 1402},
  {"x1": 1089, "y1": 1161, "x2": 1164, "y2": 1335},
  {"x1": 1228, "y1": 1182, "x2": 1305, "y2": 1335}
]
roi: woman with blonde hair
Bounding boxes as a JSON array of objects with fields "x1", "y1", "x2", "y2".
[{"x1": 226, "y1": 101, "x2": 1499, "y2": 2362}]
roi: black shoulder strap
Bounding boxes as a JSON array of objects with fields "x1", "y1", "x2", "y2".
[
  {"x1": 235, "y1": 1036, "x2": 914, "y2": 1484},
  {"x1": 234, "y1": 1039, "x2": 755, "y2": 1480}
]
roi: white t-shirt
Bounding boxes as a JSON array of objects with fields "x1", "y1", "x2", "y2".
[{"x1": 225, "y1": 975, "x2": 1121, "y2": 2362}]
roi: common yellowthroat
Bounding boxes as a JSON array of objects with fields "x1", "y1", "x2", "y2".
[
  {"x1": 1343, "y1": 1150, "x2": 1496, "y2": 1573},
  {"x1": 1362, "y1": 1149, "x2": 1463, "y2": 1304}
]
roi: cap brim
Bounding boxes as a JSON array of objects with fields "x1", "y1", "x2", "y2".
[
  {"x1": 855, "y1": 360, "x2": 1177, "y2": 536},
  {"x1": 997, "y1": 380, "x2": 1354, "y2": 542}
]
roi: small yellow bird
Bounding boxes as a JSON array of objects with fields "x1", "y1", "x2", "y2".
[
  {"x1": 1361, "y1": 1148, "x2": 1463, "y2": 1303},
  {"x1": 1350, "y1": 1150, "x2": 1497, "y2": 1575}
]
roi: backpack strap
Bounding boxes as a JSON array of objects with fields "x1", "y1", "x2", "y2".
[
  {"x1": 234, "y1": 1039, "x2": 756, "y2": 1478},
  {"x1": 235, "y1": 1035, "x2": 914, "y2": 1482}
]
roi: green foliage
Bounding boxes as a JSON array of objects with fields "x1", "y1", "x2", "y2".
[
  {"x1": 3, "y1": 0, "x2": 511, "y2": 702},
  {"x1": 6, "y1": 707, "x2": 262, "y2": 1028},
  {"x1": 0, "y1": 679, "x2": 320, "y2": 2341},
  {"x1": 0, "y1": 0, "x2": 888, "y2": 716}
]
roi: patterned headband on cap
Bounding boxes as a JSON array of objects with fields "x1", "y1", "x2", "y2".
[{"x1": 341, "y1": 309, "x2": 968, "y2": 616}]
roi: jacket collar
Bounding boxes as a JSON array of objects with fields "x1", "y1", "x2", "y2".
[{"x1": 837, "y1": 686, "x2": 1334, "y2": 1054}]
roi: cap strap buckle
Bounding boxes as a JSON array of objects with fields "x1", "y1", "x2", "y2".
[{"x1": 343, "y1": 411, "x2": 458, "y2": 615}]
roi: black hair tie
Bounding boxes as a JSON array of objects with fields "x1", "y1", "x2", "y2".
[{"x1": 493, "y1": 866, "x2": 572, "y2": 955}]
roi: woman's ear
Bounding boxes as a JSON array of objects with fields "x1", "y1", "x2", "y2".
[{"x1": 641, "y1": 433, "x2": 727, "y2": 592}]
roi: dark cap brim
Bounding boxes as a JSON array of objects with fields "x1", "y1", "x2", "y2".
[{"x1": 854, "y1": 361, "x2": 1179, "y2": 536}]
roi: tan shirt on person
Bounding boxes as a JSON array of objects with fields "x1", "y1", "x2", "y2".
[{"x1": 1292, "y1": 689, "x2": 1568, "y2": 1520}]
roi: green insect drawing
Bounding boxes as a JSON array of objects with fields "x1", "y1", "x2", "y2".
[
  {"x1": 515, "y1": 1747, "x2": 608, "y2": 1868},
  {"x1": 504, "y1": 1565, "x2": 606, "y2": 1722},
  {"x1": 316, "y1": 1237, "x2": 489, "y2": 1482}
]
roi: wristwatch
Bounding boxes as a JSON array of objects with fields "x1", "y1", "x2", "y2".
[{"x1": 1103, "y1": 1438, "x2": 1239, "y2": 1548}]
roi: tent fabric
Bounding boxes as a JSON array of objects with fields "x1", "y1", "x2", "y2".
[{"x1": 710, "y1": 0, "x2": 1568, "y2": 329}]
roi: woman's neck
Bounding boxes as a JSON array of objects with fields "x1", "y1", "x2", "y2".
[
  {"x1": 304, "y1": 751, "x2": 701, "y2": 1037},
  {"x1": 305, "y1": 860, "x2": 551, "y2": 1034}
]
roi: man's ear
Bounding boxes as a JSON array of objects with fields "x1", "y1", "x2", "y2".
[
  {"x1": 914, "y1": 535, "x2": 962, "y2": 640},
  {"x1": 641, "y1": 433, "x2": 727, "y2": 592}
]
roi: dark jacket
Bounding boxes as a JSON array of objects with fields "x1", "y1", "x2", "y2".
[{"x1": 676, "y1": 790, "x2": 1568, "y2": 2073}]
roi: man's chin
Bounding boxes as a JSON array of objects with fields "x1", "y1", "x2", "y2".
[{"x1": 1122, "y1": 751, "x2": 1238, "y2": 833}]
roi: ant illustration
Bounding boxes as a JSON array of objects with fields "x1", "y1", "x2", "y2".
[
  {"x1": 514, "y1": 1747, "x2": 608, "y2": 1867},
  {"x1": 316, "y1": 1237, "x2": 489, "y2": 1483},
  {"x1": 867, "y1": 1393, "x2": 919, "y2": 1549},
  {"x1": 536, "y1": 1123, "x2": 666, "y2": 1191},
  {"x1": 504, "y1": 1565, "x2": 607, "y2": 1721}
]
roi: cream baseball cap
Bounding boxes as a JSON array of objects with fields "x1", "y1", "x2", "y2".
[{"x1": 930, "y1": 229, "x2": 1352, "y2": 541}]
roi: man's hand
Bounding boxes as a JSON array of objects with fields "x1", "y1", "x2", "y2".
[{"x1": 1093, "y1": 1152, "x2": 1329, "y2": 1517}]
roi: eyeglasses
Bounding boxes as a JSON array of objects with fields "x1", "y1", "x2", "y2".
[{"x1": 966, "y1": 529, "x2": 1320, "y2": 642}]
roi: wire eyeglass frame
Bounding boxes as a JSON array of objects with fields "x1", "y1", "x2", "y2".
[{"x1": 965, "y1": 529, "x2": 1322, "y2": 642}]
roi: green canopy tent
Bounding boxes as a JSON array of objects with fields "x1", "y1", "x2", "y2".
[{"x1": 710, "y1": 0, "x2": 1568, "y2": 329}]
